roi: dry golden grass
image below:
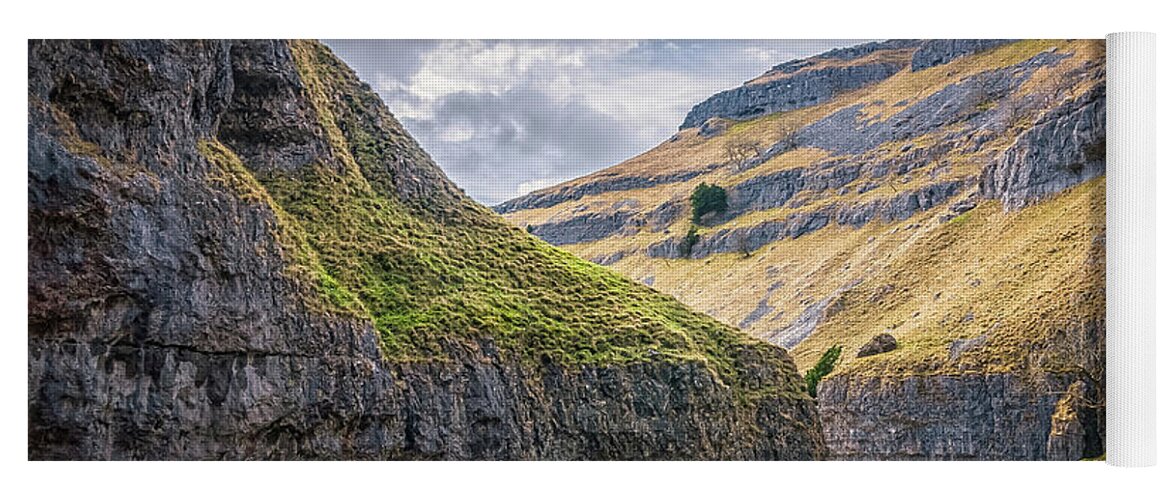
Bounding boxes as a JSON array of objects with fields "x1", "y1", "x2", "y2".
[
  {"x1": 1015, "y1": 40, "x2": 1105, "y2": 101},
  {"x1": 607, "y1": 219, "x2": 891, "y2": 337},
  {"x1": 789, "y1": 177, "x2": 1104, "y2": 376},
  {"x1": 855, "y1": 40, "x2": 1083, "y2": 123},
  {"x1": 580, "y1": 178, "x2": 1104, "y2": 379}
]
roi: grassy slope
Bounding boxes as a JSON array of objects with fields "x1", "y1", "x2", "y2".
[
  {"x1": 198, "y1": 40, "x2": 801, "y2": 396},
  {"x1": 789, "y1": 177, "x2": 1104, "y2": 376},
  {"x1": 503, "y1": 40, "x2": 1105, "y2": 375}
]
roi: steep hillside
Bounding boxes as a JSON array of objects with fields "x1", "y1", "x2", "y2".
[
  {"x1": 500, "y1": 39, "x2": 1105, "y2": 459},
  {"x1": 28, "y1": 40, "x2": 824, "y2": 459}
]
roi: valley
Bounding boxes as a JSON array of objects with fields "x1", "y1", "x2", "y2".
[{"x1": 500, "y1": 39, "x2": 1106, "y2": 459}]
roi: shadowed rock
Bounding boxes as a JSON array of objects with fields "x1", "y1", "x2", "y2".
[{"x1": 857, "y1": 334, "x2": 898, "y2": 358}]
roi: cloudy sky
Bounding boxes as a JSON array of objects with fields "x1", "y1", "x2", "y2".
[{"x1": 324, "y1": 40, "x2": 867, "y2": 205}]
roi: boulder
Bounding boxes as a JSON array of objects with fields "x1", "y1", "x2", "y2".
[{"x1": 857, "y1": 333, "x2": 898, "y2": 358}]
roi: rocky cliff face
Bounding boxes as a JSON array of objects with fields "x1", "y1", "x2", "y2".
[
  {"x1": 980, "y1": 78, "x2": 1106, "y2": 208},
  {"x1": 501, "y1": 40, "x2": 1106, "y2": 460},
  {"x1": 819, "y1": 371, "x2": 1103, "y2": 460},
  {"x1": 675, "y1": 40, "x2": 1019, "y2": 131},
  {"x1": 646, "y1": 180, "x2": 967, "y2": 260},
  {"x1": 496, "y1": 167, "x2": 718, "y2": 214},
  {"x1": 28, "y1": 40, "x2": 825, "y2": 460},
  {"x1": 910, "y1": 39, "x2": 1014, "y2": 71},
  {"x1": 679, "y1": 40, "x2": 919, "y2": 130}
]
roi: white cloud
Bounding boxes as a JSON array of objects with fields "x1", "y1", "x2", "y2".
[
  {"x1": 400, "y1": 40, "x2": 638, "y2": 121},
  {"x1": 743, "y1": 46, "x2": 782, "y2": 64},
  {"x1": 437, "y1": 123, "x2": 475, "y2": 142},
  {"x1": 515, "y1": 178, "x2": 563, "y2": 197},
  {"x1": 326, "y1": 39, "x2": 867, "y2": 205}
]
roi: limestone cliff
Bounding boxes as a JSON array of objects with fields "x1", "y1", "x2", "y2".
[{"x1": 27, "y1": 40, "x2": 824, "y2": 460}]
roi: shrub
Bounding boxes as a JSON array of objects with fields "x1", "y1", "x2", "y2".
[
  {"x1": 691, "y1": 183, "x2": 728, "y2": 223},
  {"x1": 736, "y1": 233, "x2": 752, "y2": 258},
  {"x1": 804, "y1": 345, "x2": 842, "y2": 398}
]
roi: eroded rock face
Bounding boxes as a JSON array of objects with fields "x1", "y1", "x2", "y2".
[
  {"x1": 31, "y1": 337, "x2": 823, "y2": 460},
  {"x1": 819, "y1": 371, "x2": 1104, "y2": 460},
  {"x1": 819, "y1": 295, "x2": 1105, "y2": 462},
  {"x1": 797, "y1": 49, "x2": 1071, "y2": 156},
  {"x1": 646, "y1": 180, "x2": 965, "y2": 260},
  {"x1": 28, "y1": 40, "x2": 825, "y2": 460},
  {"x1": 980, "y1": 80, "x2": 1106, "y2": 209},
  {"x1": 527, "y1": 210, "x2": 637, "y2": 245},
  {"x1": 911, "y1": 39, "x2": 1014, "y2": 71},
  {"x1": 680, "y1": 41, "x2": 918, "y2": 130},
  {"x1": 495, "y1": 167, "x2": 717, "y2": 214},
  {"x1": 681, "y1": 38, "x2": 1016, "y2": 131},
  {"x1": 1046, "y1": 381, "x2": 1101, "y2": 461}
]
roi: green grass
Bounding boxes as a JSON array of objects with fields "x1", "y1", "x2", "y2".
[
  {"x1": 197, "y1": 139, "x2": 366, "y2": 315},
  {"x1": 948, "y1": 211, "x2": 973, "y2": 225},
  {"x1": 193, "y1": 40, "x2": 806, "y2": 398},
  {"x1": 261, "y1": 152, "x2": 767, "y2": 372}
]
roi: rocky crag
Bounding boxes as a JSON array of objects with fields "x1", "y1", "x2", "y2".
[
  {"x1": 500, "y1": 40, "x2": 1105, "y2": 460},
  {"x1": 680, "y1": 40, "x2": 921, "y2": 130},
  {"x1": 28, "y1": 40, "x2": 825, "y2": 460}
]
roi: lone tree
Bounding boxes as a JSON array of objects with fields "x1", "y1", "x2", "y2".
[
  {"x1": 724, "y1": 139, "x2": 761, "y2": 170},
  {"x1": 690, "y1": 183, "x2": 728, "y2": 223},
  {"x1": 775, "y1": 121, "x2": 800, "y2": 153},
  {"x1": 804, "y1": 344, "x2": 843, "y2": 398}
]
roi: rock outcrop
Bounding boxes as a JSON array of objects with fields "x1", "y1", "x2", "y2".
[
  {"x1": 856, "y1": 334, "x2": 897, "y2": 358},
  {"x1": 527, "y1": 210, "x2": 637, "y2": 245},
  {"x1": 980, "y1": 79, "x2": 1106, "y2": 209},
  {"x1": 647, "y1": 180, "x2": 965, "y2": 260},
  {"x1": 28, "y1": 40, "x2": 825, "y2": 460},
  {"x1": 1046, "y1": 381, "x2": 1102, "y2": 461},
  {"x1": 795, "y1": 49, "x2": 1071, "y2": 156},
  {"x1": 680, "y1": 41, "x2": 920, "y2": 130},
  {"x1": 910, "y1": 39, "x2": 1014, "y2": 71},
  {"x1": 818, "y1": 371, "x2": 1103, "y2": 460},
  {"x1": 30, "y1": 335, "x2": 821, "y2": 460},
  {"x1": 495, "y1": 167, "x2": 717, "y2": 214}
]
